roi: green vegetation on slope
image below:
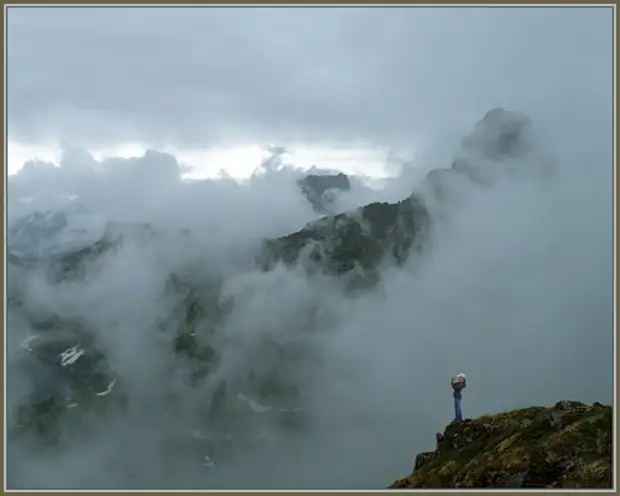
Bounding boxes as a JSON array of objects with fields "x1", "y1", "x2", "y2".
[{"x1": 390, "y1": 401, "x2": 612, "y2": 489}]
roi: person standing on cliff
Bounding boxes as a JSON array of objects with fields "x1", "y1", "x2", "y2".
[{"x1": 451, "y1": 373, "x2": 467, "y2": 422}]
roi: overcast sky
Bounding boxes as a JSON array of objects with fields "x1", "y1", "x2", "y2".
[
  {"x1": 7, "y1": 7, "x2": 614, "y2": 489},
  {"x1": 7, "y1": 6, "x2": 613, "y2": 158}
]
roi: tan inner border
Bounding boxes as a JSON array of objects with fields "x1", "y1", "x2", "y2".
[{"x1": 1, "y1": 2, "x2": 616, "y2": 495}]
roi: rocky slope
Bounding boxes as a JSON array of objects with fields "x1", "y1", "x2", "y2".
[
  {"x1": 390, "y1": 401, "x2": 612, "y2": 489},
  {"x1": 260, "y1": 193, "x2": 430, "y2": 279},
  {"x1": 298, "y1": 172, "x2": 351, "y2": 214}
]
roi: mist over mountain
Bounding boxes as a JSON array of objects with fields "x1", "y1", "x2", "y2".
[{"x1": 7, "y1": 109, "x2": 612, "y2": 489}]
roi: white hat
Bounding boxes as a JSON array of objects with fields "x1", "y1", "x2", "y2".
[{"x1": 457, "y1": 373, "x2": 467, "y2": 380}]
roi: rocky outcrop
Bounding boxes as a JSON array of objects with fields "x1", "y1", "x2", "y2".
[
  {"x1": 298, "y1": 172, "x2": 351, "y2": 214},
  {"x1": 260, "y1": 194, "x2": 430, "y2": 278},
  {"x1": 390, "y1": 401, "x2": 612, "y2": 489}
]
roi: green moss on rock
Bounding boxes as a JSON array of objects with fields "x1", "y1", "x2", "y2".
[{"x1": 390, "y1": 401, "x2": 612, "y2": 489}]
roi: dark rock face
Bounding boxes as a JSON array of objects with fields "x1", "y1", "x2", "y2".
[
  {"x1": 298, "y1": 172, "x2": 351, "y2": 214},
  {"x1": 390, "y1": 401, "x2": 612, "y2": 489},
  {"x1": 260, "y1": 194, "x2": 430, "y2": 278}
]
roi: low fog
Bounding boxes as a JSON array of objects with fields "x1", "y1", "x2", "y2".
[
  {"x1": 6, "y1": 5, "x2": 613, "y2": 491},
  {"x1": 7, "y1": 108, "x2": 613, "y2": 489}
]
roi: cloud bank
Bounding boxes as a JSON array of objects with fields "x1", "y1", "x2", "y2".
[
  {"x1": 7, "y1": 105, "x2": 613, "y2": 489},
  {"x1": 7, "y1": 7, "x2": 613, "y2": 150}
]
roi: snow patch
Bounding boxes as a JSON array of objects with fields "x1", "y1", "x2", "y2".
[
  {"x1": 236, "y1": 392, "x2": 272, "y2": 413},
  {"x1": 60, "y1": 343, "x2": 84, "y2": 367},
  {"x1": 95, "y1": 379, "x2": 117, "y2": 396},
  {"x1": 20, "y1": 335, "x2": 39, "y2": 352}
]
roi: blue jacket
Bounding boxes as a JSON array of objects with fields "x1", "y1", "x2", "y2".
[{"x1": 452, "y1": 379, "x2": 466, "y2": 399}]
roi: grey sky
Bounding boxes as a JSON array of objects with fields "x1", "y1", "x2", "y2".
[{"x1": 7, "y1": 6, "x2": 613, "y2": 150}]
